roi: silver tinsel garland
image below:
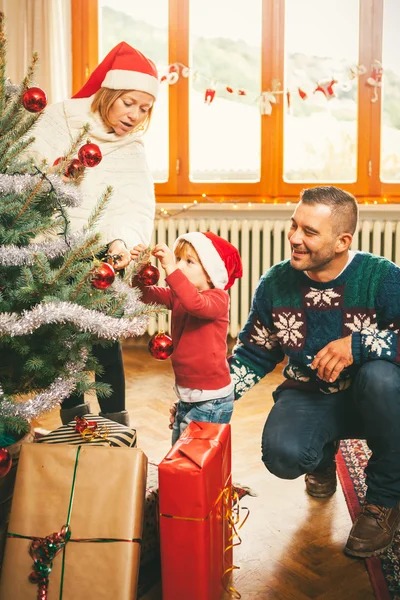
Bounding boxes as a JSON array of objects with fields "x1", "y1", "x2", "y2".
[
  {"x1": 0, "y1": 231, "x2": 90, "y2": 266},
  {"x1": 0, "y1": 173, "x2": 82, "y2": 207},
  {"x1": 0, "y1": 354, "x2": 87, "y2": 420},
  {"x1": 0, "y1": 298, "x2": 149, "y2": 340},
  {"x1": 5, "y1": 79, "x2": 21, "y2": 96}
]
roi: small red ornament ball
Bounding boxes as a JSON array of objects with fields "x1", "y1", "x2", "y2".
[
  {"x1": 53, "y1": 156, "x2": 66, "y2": 166},
  {"x1": 78, "y1": 143, "x2": 102, "y2": 168},
  {"x1": 148, "y1": 331, "x2": 173, "y2": 360},
  {"x1": 136, "y1": 263, "x2": 160, "y2": 287},
  {"x1": 22, "y1": 87, "x2": 47, "y2": 113},
  {"x1": 0, "y1": 447, "x2": 12, "y2": 478},
  {"x1": 91, "y1": 262, "x2": 115, "y2": 290},
  {"x1": 64, "y1": 158, "x2": 84, "y2": 179}
]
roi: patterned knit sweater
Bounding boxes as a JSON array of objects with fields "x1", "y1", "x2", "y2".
[{"x1": 230, "y1": 252, "x2": 400, "y2": 398}]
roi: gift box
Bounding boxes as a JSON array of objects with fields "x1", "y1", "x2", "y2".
[
  {"x1": 35, "y1": 413, "x2": 136, "y2": 447},
  {"x1": 0, "y1": 444, "x2": 147, "y2": 600},
  {"x1": 141, "y1": 461, "x2": 159, "y2": 567},
  {"x1": 159, "y1": 422, "x2": 232, "y2": 600}
]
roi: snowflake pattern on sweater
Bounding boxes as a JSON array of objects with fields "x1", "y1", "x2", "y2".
[{"x1": 229, "y1": 252, "x2": 400, "y2": 398}]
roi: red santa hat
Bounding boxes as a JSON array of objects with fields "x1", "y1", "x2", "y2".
[
  {"x1": 174, "y1": 231, "x2": 243, "y2": 290},
  {"x1": 72, "y1": 41, "x2": 159, "y2": 100}
]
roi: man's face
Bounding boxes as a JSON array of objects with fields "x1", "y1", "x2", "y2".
[{"x1": 288, "y1": 201, "x2": 338, "y2": 272}]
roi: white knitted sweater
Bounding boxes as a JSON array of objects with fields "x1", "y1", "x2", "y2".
[{"x1": 27, "y1": 96, "x2": 155, "y2": 249}]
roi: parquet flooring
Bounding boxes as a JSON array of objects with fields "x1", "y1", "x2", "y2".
[{"x1": 36, "y1": 340, "x2": 375, "y2": 600}]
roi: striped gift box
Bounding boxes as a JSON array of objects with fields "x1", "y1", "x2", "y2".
[{"x1": 36, "y1": 414, "x2": 136, "y2": 448}]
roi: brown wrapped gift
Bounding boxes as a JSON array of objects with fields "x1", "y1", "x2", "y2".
[{"x1": 0, "y1": 444, "x2": 147, "y2": 600}]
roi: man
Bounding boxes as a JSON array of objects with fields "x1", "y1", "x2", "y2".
[{"x1": 230, "y1": 186, "x2": 400, "y2": 558}]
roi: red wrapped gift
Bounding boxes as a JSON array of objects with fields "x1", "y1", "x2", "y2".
[{"x1": 159, "y1": 422, "x2": 232, "y2": 600}]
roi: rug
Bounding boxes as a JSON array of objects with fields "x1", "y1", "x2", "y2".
[{"x1": 337, "y1": 439, "x2": 400, "y2": 600}]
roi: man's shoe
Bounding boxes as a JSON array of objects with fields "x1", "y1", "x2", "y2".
[
  {"x1": 305, "y1": 461, "x2": 337, "y2": 498},
  {"x1": 344, "y1": 502, "x2": 400, "y2": 558}
]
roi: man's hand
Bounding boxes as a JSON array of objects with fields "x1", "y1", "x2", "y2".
[{"x1": 311, "y1": 335, "x2": 353, "y2": 383}]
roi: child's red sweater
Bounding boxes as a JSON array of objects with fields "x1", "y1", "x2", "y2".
[{"x1": 136, "y1": 269, "x2": 231, "y2": 390}]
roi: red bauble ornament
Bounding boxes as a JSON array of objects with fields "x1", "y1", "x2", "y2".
[
  {"x1": 78, "y1": 142, "x2": 102, "y2": 168},
  {"x1": 53, "y1": 156, "x2": 66, "y2": 166},
  {"x1": 91, "y1": 262, "x2": 115, "y2": 289},
  {"x1": 148, "y1": 331, "x2": 174, "y2": 360},
  {"x1": 64, "y1": 158, "x2": 84, "y2": 179},
  {"x1": 135, "y1": 263, "x2": 160, "y2": 286},
  {"x1": 22, "y1": 87, "x2": 47, "y2": 113},
  {"x1": 0, "y1": 447, "x2": 12, "y2": 478}
]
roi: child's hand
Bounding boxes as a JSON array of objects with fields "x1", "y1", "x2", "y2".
[
  {"x1": 168, "y1": 401, "x2": 178, "y2": 430},
  {"x1": 130, "y1": 243, "x2": 147, "y2": 262},
  {"x1": 152, "y1": 244, "x2": 175, "y2": 273}
]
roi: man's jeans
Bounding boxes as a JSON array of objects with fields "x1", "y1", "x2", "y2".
[
  {"x1": 262, "y1": 361, "x2": 400, "y2": 507},
  {"x1": 171, "y1": 390, "x2": 234, "y2": 445}
]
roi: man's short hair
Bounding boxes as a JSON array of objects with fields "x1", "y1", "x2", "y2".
[{"x1": 300, "y1": 186, "x2": 358, "y2": 235}]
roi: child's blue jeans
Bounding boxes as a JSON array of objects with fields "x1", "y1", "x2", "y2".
[{"x1": 171, "y1": 390, "x2": 234, "y2": 445}]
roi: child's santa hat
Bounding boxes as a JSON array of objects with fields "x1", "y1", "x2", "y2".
[
  {"x1": 174, "y1": 231, "x2": 243, "y2": 290},
  {"x1": 73, "y1": 41, "x2": 159, "y2": 100}
]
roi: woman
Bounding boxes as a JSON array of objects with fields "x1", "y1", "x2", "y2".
[{"x1": 28, "y1": 42, "x2": 159, "y2": 426}]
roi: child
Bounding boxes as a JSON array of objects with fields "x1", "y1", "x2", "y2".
[{"x1": 131, "y1": 232, "x2": 242, "y2": 444}]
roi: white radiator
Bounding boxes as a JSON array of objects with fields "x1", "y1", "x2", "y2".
[{"x1": 146, "y1": 216, "x2": 400, "y2": 338}]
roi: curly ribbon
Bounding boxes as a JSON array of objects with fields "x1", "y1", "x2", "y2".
[
  {"x1": 7, "y1": 446, "x2": 141, "y2": 599},
  {"x1": 74, "y1": 416, "x2": 111, "y2": 446},
  {"x1": 221, "y1": 487, "x2": 250, "y2": 599},
  {"x1": 160, "y1": 482, "x2": 249, "y2": 599}
]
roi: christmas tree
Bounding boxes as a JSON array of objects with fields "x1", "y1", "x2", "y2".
[{"x1": 0, "y1": 13, "x2": 159, "y2": 447}]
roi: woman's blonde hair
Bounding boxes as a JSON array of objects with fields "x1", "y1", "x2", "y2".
[{"x1": 91, "y1": 88, "x2": 154, "y2": 134}]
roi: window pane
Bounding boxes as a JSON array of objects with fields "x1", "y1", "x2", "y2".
[
  {"x1": 381, "y1": 0, "x2": 400, "y2": 183},
  {"x1": 189, "y1": 0, "x2": 262, "y2": 182},
  {"x1": 284, "y1": 0, "x2": 359, "y2": 183},
  {"x1": 98, "y1": 1, "x2": 169, "y2": 182}
]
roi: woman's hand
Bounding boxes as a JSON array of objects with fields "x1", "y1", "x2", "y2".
[
  {"x1": 106, "y1": 240, "x2": 131, "y2": 271},
  {"x1": 152, "y1": 243, "x2": 176, "y2": 274},
  {"x1": 130, "y1": 243, "x2": 148, "y2": 262}
]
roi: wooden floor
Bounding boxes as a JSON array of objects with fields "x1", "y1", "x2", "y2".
[{"x1": 36, "y1": 340, "x2": 375, "y2": 600}]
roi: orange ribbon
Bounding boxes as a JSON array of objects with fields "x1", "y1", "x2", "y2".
[
  {"x1": 74, "y1": 417, "x2": 111, "y2": 446},
  {"x1": 160, "y1": 483, "x2": 249, "y2": 599},
  {"x1": 221, "y1": 487, "x2": 250, "y2": 599}
]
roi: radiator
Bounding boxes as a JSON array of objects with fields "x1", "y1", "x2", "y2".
[{"x1": 146, "y1": 217, "x2": 400, "y2": 338}]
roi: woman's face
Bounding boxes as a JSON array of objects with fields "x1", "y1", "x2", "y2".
[{"x1": 108, "y1": 90, "x2": 154, "y2": 136}]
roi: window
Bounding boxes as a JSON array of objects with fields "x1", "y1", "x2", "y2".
[
  {"x1": 380, "y1": 0, "x2": 400, "y2": 184},
  {"x1": 284, "y1": 0, "x2": 359, "y2": 183},
  {"x1": 71, "y1": 0, "x2": 400, "y2": 202}
]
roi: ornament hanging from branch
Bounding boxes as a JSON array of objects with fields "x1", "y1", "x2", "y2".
[
  {"x1": 78, "y1": 141, "x2": 102, "y2": 168},
  {"x1": 135, "y1": 263, "x2": 160, "y2": 287},
  {"x1": 22, "y1": 87, "x2": 47, "y2": 113},
  {"x1": 91, "y1": 262, "x2": 115, "y2": 290},
  {"x1": 64, "y1": 159, "x2": 84, "y2": 180},
  {"x1": 148, "y1": 331, "x2": 173, "y2": 360}
]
